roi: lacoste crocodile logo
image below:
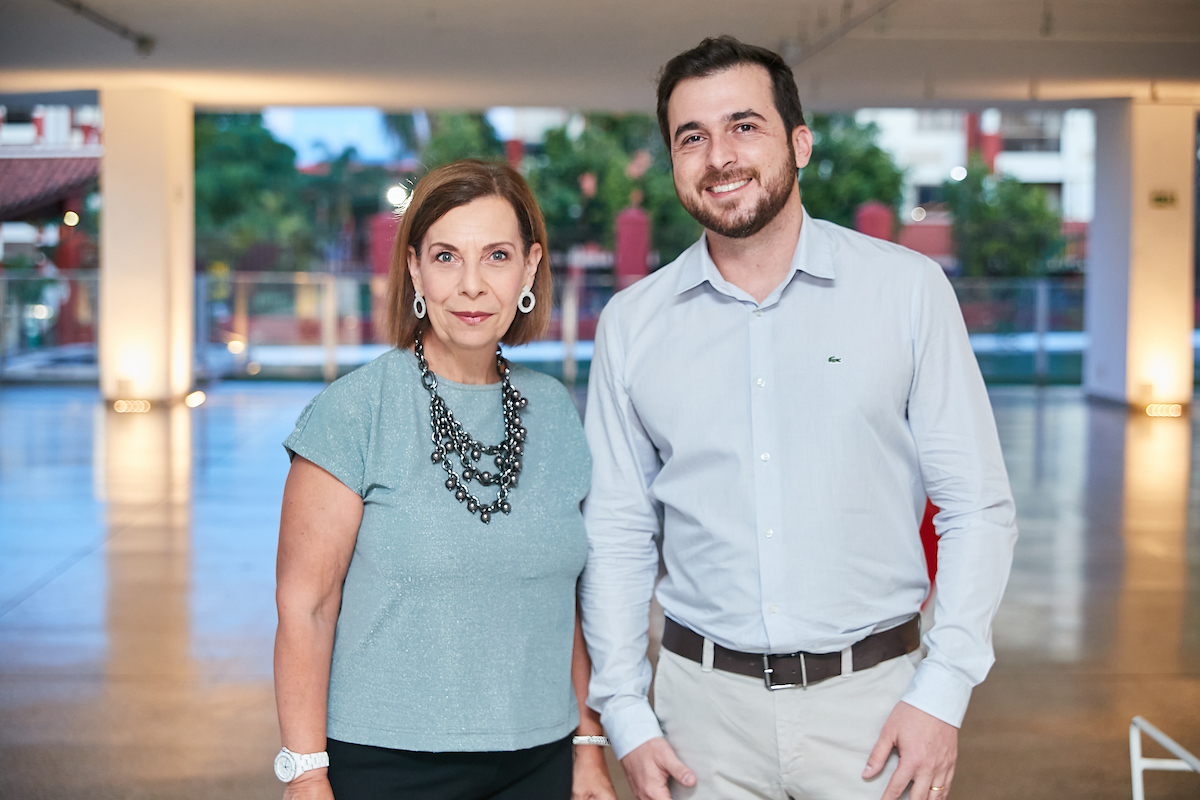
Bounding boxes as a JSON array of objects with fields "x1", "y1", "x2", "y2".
[{"x1": 828, "y1": 356, "x2": 841, "y2": 363}]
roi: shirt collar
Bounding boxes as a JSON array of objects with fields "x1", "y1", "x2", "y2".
[{"x1": 673, "y1": 206, "x2": 836, "y2": 299}]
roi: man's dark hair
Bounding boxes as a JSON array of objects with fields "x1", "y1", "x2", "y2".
[{"x1": 655, "y1": 35, "x2": 805, "y2": 148}]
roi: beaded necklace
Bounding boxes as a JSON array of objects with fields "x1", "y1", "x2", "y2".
[{"x1": 415, "y1": 334, "x2": 527, "y2": 524}]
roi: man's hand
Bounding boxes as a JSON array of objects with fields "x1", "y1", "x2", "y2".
[
  {"x1": 863, "y1": 701, "x2": 957, "y2": 800},
  {"x1": 620, "y1": 737, "x2": 696, "y2": 800}
]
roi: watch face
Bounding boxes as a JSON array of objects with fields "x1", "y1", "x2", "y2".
[{"x1": 274, "y1": 751, "x2": 297, "y2": 782}]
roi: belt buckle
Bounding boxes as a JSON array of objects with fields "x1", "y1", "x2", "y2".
[{"x1": 762, "y1": 653, "x2": 807, "y2": 690}]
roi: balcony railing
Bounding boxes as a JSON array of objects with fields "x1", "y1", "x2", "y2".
[{"x1": 0, "y1": 270, "x2": 1147, "y2": 387}]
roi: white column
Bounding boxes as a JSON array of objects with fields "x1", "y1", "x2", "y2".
[
  {"x1": 99, "y1": 87, "x2": 194, "y2": 402},
  {"x1": 1085, "y1": 100, "x2": 1197, "y2": 407}
]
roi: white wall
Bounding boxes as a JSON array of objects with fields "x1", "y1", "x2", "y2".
[
  {"x1": 98, "y1": 87, "x2": 194, "y2": 402},
  {"x1": 1085, "y1": 100, "x2": 1196, "y2": 406}
]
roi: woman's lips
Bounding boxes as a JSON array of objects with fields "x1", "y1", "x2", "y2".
[{"x1": 450, "y1": 311, "x2": 493, "y2": 325}]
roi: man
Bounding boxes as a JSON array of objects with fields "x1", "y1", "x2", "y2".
[{"x1": 579, "y1": 36, "x2": 1017, "y2": 800}]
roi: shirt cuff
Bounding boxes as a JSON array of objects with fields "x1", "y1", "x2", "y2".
[
  {"x1": 600, "y1": 696, "x2": 664, "y2": 759},
  {"x1": 900, "y1": 658, "x2": 974, "y2": 728}
]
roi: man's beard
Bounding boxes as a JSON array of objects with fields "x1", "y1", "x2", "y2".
[{"x1": 679, "y1": 145, "x2": 798, "y2": 239}]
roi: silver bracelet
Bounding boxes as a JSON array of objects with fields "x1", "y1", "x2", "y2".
[{"x1": 572, "y1": 735, "x2": 610, "y2": 746}]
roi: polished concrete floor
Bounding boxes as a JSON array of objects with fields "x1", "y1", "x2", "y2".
[{"x1": 0, "y1": 383, "x2": 1197, "y2": 799}]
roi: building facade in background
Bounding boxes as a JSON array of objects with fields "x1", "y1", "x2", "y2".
[{"x1": 857, "y1": 108, "x2": 1094, "y2": 271}]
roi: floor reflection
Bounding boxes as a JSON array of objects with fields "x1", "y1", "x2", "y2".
[
  {"x1": 0, "y1": 384, "x2": 1197, "y2": 799},
  {"x1": 0, "y1": 384, "x2": 312, "y2": 799},
  {"x1": 964, "y1": 388, "x2": 1200, "y2": 799},
  {"x1": 1115, "y1": 411, "x2": 1191, "y2": 676}
]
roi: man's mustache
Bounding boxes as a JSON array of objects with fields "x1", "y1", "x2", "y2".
[{"x1": 697, "y1": 169, "x2": 758, "y2": 192}]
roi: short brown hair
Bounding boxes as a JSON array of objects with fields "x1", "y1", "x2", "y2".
[
  {"x1": 387, "y1": 159, "x2": 552, "y2": 348},
  {"x1": 656, "y1": 36, "x2": 806, "y2": 148}
]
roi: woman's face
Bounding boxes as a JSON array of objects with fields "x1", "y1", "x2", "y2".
[{"x1": 408, "y1": 195, "x2": 541, "y2": 358}]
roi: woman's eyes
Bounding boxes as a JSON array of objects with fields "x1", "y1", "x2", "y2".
[{"x1": 432, "y1": 250, "x2": 509, "y2": 263}]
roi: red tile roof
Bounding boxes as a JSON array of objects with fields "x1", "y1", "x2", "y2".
[{"x1": 0, "y1": 156, "x2": 99, "y2": 220}]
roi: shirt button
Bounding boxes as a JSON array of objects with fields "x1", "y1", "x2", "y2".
[
  {"x1": 765, "y1": 529, "x2": 774, "y2": 538},
  {"x1": 761, "y1": 452, "x2": 770, "y2": 462},
  {"x1": 769, "y1": 604, "x2": 779, "y2": 614},
  {"x1": 753, "y1": 309, "x2": 764, "y2": 317},
  {"x1": 756, "y1": 378, "x2": 766, "y2": 388}
]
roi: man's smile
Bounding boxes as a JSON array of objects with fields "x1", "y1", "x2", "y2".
[{"x1": 706, "y1": 178, "x2": 751, "y2": 196}]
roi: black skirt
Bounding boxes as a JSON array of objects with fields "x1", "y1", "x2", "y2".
[{"x1": 326, "y1": 735, "x2": 573, "y2": 800}]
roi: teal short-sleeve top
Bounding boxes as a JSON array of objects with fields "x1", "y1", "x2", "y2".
[{"x1": 283, "y1": 348, "x2": 591, "y2": 752}]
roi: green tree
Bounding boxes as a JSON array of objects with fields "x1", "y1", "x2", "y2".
[
  {"x1": 943, "y1": 157, "x2": 1062, "y2": 277},
  {"x1": 527, "y1": 113, "x2": 700, "y2": 263},
  {"x1": 194, "y1": 114, "x2": 313, "y2": 268},
  {"x1": 419, "y1": 112, "x2": 504, "y2": 169},
  {"x1": 299, "y1": 146, "x2": 396, "y2": 251},
  {"x1": 798, "y1": 114, "x2": 905, "y2": 228}
]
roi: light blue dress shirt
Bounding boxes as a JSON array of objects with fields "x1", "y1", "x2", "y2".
[{"x1": 580, "y1": 209, "x2": 1018, "y2": 759}]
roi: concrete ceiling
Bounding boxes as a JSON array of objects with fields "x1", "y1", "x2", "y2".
[{"x1": 1, "y1": 0, "x2": 1198, "y2": 110}]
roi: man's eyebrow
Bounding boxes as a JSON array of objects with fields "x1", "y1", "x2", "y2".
[
  {"x1": 727, "y1": 110, "x2": 767, "y2": 123},
  {"x1": 672, "y1": 120, "x2": 702, "y2": 142}
]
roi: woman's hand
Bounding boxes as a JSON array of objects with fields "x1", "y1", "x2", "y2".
[
  {"x1": 282, "y1": 769, "x2": 334, "y2": 800},
  {"x1": 572, "y1": 744, "x2": 618, "y2": 800}
]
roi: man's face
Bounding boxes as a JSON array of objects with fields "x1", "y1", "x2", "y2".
[{"x1": 666, "y1": 64, "x2": 812, "y2": 239}]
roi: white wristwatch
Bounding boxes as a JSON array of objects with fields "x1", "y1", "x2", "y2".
[{"x1": 274, "y1": 747, "x2": 329, "y2": 782}]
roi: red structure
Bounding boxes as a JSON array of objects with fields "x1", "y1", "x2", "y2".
[
  {"x1": 0, "y1": 156, "x2": 98, "y2": 222},
  {"x1": 965, "y1": 112, "x2": 1002, "y2": 173},
  {"x1": 614, "y1": 206, "x2": 650, "y2": 290},
  {"x1": 504, "y1": 140, "x2": 524, "y2": 169},
  {"x1": 853, "y1": 200, "x2": 895, "y2": 242},
  {"x1": 368, "y1": 212, "x2": 400, "y2": 275},
  {"x1": 920, "y1": 499, "x2": 938, "y2": 588}
]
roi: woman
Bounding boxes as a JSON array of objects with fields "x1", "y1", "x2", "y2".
[{"x1": 273, "y1": 160, "x2": 616, "y2": 800}]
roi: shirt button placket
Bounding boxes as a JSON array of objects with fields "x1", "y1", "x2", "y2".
[{"x1": 749, "y1": 302, "x2": 783, "y2": 648}]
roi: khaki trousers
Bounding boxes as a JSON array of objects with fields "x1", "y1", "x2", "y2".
[{"x1": 653, "y1": 645, "x2": 920, "y2": 800}]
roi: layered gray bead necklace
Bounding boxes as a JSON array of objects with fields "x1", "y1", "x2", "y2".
[{"x1": 415, "y1": 333, "x2": 527, "y2": 524}]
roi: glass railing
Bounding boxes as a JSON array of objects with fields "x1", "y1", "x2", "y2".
[
  {"x1": 0, "y1": 269, "x2": 1132, "y2": 387},
  {"x1": 0, "y1": 271, "x2": 100, "y2": 381},
  {"x1": 951, "y1": 277, "x2": 1085, "y2": 383}
]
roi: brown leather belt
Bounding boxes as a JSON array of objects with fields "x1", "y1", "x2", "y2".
[{"x1": 662, "y1": 616, "x2": 921, "y2": 690}]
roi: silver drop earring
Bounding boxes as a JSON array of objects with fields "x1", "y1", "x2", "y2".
[
  {"x1": 413, "y1": 293, "x2": 427, "y2": 319},
  {"x1": 517, "y1": 286, "x2": 535, "y2": 314}
]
